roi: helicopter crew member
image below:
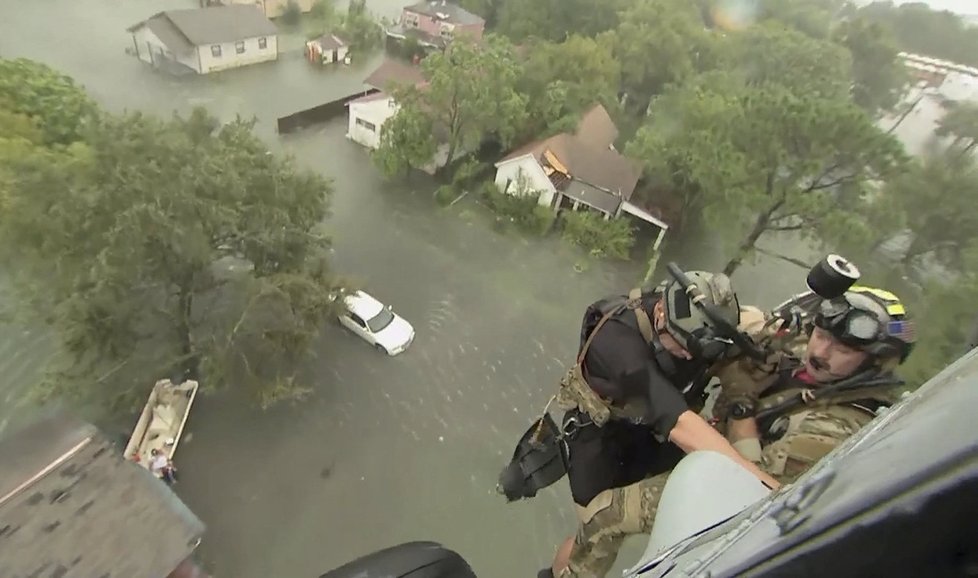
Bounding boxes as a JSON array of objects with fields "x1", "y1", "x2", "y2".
[{"x1": 546, "y1": 270, "x2": 781, "y2": 578}]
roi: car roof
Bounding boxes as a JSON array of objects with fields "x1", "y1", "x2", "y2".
[{"x1": 344, "y1": 290, "x2": 384, "y2": 319}]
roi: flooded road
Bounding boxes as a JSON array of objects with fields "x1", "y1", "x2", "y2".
[{"x1": 0, "y1": 1, "x2": 813, "y2": 576}]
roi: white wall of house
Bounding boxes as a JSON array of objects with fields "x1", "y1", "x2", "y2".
[
  {"x1": 493, "y1": 156, "x2": 557, "y2": 207},
  {"x1": 323, "y1": 44, "x2": 349, "y2": 64},
  {"x1": 131, "y1": 26, "x2": 200, "y2": 72},
  {"x1": 196, "y1": 34, "x2": 278, "y2": 74},
  {"x1": 347, "y1": 96, "x2": 398, "y2": 149}
]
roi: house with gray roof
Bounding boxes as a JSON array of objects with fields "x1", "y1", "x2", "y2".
[
  {"x1": 128, "y1": 5, "x2": 278, "y2": 75},
  {"x1": 0, "y1": 413, "x2": 206, "y2": 578}
]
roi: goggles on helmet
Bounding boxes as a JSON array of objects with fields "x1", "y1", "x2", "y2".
[{"x1": 815, "y1": 296, "x2": 915, "y2": 351}]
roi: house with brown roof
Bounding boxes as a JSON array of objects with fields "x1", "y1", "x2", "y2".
[
  {"x1": 347, "y1": 59, "x2": 427, "y2": 149},
  {"x1": 386, "y1": 0, "x2": 485, "y2": 49},
  {"x1": 128, "y1": 5, "x2": 278, "y2": 75},
  {"x1": 494, "y1": 104, "x2": 670, "y2": 246}
]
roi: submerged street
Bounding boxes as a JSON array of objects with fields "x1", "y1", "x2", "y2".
[{"x1": 0, "y1": 1, "x2": 814, "y2": 576}]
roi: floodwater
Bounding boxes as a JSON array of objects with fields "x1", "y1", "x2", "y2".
[{"x1": 0, "y1": 1, "x2": 816, "y2": 576}]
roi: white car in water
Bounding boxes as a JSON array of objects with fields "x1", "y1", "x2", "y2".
[{"x1": 337, "y1": 290, "x2": 415, "y2": 355}]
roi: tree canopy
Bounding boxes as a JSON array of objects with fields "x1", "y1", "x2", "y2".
[
  {"x1": 603, "y1": 0, "x2": 714, "y2": 111},
  {"x1": 628, "y1": 25, "x2": 906, "y2": 275},
  {"x1": 0, "y1": 57, "x2": 99, "y2": 146},
  {"x1": 518, "y1": 34, "x2": 621, "y2": 138},
  {"x1": 857, "y1": 1, "x2": 978, "y2": 66},
  {"x1": 832, "y1": 17, "x2": 907, "y2": 117},
  {"x1": 0, "y1": 91, "x2": 345, "y2": 409},
  {"x1": 376, "y1": 35, "x2": 526, "y2": 173}
]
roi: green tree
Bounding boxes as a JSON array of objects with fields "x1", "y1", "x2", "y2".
[
  {"x1": 0, "y1": 106, "x2": 346, "y2": 410},
  {"x1": 519, "y1": 35, "x2": 621, "y2": 137},
  {"x1": 833, "y1": 18, "x2": 908, "y2": 117},
  {"x1": 936, "y1": 101, "x2": 978, "y2": 157},
  {"x1": 900, "y1": 256, "x2": 978, "y2": 385},
  {"x1": 724, "y1": 23, "x2": 853, "y2": 99},
  {"x1": 280, "y1": 1, "x2": 303, "y2": 26},
  {"x1": 0, "y1": 58, "x2": 99, "y2": 146},
  {"x1": 373, "y1": 100, "x2": 437, "y2": 177},
  {"x1": 755, "y1": 0, "x2": 845, "y2": 38},
  {"x1": 339, "y1": 0, "x2": 383, "y2": 50},
  {"x1": 885, "y1": 150, "x2": 978, "y2": 269},
  {"x1": 495, "y1": 0, "x2": 625, "y2": 43},
  {"x1": 630, "y1": 66, "x2": 906, "y2": 275},
  {"x1": 602, "y1": 0, "x2": 712, "y2": 111},
  {"x1": 857, "y1": 1, "x2": 978, "y2": 66},
  {"x1": 392, "y1": 35, "x2": 527, "y2": 170}
]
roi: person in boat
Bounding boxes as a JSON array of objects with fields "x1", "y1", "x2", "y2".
[
  {"x1": 150, "y1": 448, "x2": 178, "y2": 485},
  {"x1": 542, "y1": 270, "x2": 781, "y2": 578},
  {"x1": 552, "y1": 284, "x2": 915, "y2": 578}
]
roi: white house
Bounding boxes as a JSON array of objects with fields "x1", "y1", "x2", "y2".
[
  {"x1": 347, "y1": 92, "x2": 399, "y2": 149},
  {"x1": 306, "y1": 34, "x2": 350, "y2": 65},
  {"x1": 128, "y1": 5, "x2": 278, "y2": 75},
  {"x1": 494, "y1": 104, "x2": 670, "y2": 250}
]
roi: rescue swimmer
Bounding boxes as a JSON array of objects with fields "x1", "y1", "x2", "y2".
[{"x1": 497, "y1": 264, "x2": 782, "y2": 578}]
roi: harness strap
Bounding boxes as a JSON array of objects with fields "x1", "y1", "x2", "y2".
[
  {"x1": 576, "y1": 288, "x2": 652, "y2": 365},
  {"x1": 628, "y1": 287, "x2": 655, "y2": 345}
]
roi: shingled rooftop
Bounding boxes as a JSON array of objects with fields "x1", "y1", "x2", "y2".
[{"x1": 0, "y1": 413, "x2": 205, "y2": 578}]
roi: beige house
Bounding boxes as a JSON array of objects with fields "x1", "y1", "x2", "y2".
[
  {"x1": 208, "y1": 0, "x2": 315, "y2": 19},
  {"x1": 128, "y1": 5, "x2": 278, "y2": 75}
]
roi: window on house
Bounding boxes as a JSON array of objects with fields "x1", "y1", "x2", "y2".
[
  {"x1": 356, "y1": 118, "x2": 377, "y2": 132},
  {"x1": 258, "y1": 37, "x2": 267, "y2": 49},
  {"x1": 211, "y1": 45, "x2": 221, "y2": 58},
  {"x1": 235, "y1": 41, "x2": 245, "y2": 54}
]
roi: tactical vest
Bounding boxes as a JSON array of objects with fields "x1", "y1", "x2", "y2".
[{"x1": 555, "y1": 288, "x2": 656, "y2": 426}]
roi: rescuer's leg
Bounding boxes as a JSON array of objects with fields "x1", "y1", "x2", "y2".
[{"x1": 556, "y1": 475, "x2": 669, "y2": 577}]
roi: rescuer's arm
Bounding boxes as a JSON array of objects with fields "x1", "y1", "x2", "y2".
[
  {"x1": 669, "y1": 411, "x2": 780, "y2": 490},
  {"x1": 620, "y1": 357, "x2": 781, "y2": 489},
  {"x1": 726, "y1": 416, "x2": 763, "y2": 461}
]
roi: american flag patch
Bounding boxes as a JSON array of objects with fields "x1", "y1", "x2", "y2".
[{"x1": 888, "y1": 320, "x2": 916, "y2": 343}]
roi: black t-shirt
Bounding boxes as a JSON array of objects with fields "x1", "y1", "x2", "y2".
[{"x1": 565, "y1": 296, "x2": 700, "y2": 506}]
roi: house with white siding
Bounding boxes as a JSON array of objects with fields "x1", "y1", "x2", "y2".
[
  {"x1": 494, "y1": 104, "x2": 670, "y2": 250},
  {"x1": 128, "y1": 5, "x2": 278, "y2": 75}
]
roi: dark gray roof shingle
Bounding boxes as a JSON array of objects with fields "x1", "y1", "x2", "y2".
[
  {"x1": 129, "y1": 5, "x2": 277, "y2": 49},
  {"x1": 0, "y1": 413, "x2": 205, "y2": 578}
]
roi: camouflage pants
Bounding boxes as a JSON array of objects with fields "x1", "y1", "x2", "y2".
[{"x1": 559, "y1": 473, "x2": 669, "y2": 578}]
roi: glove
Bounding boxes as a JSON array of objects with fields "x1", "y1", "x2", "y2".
[
  {"x1": 772, "y1": 305, "x2": 805, "y2": 335},
  {"x1": 711, "y1": 351, "x2": 782, "y2": 399},
  {"x1": 712, "y1": 391, "x2": 758, "y2": 424}
]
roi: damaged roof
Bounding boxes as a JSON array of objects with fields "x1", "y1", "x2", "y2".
[
  {"x1": 497, "y1": 104, "x2": 641, "y2": 205},
  {"x1": 0, "y1": 413, "x2": 205, "y2": 578}
]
